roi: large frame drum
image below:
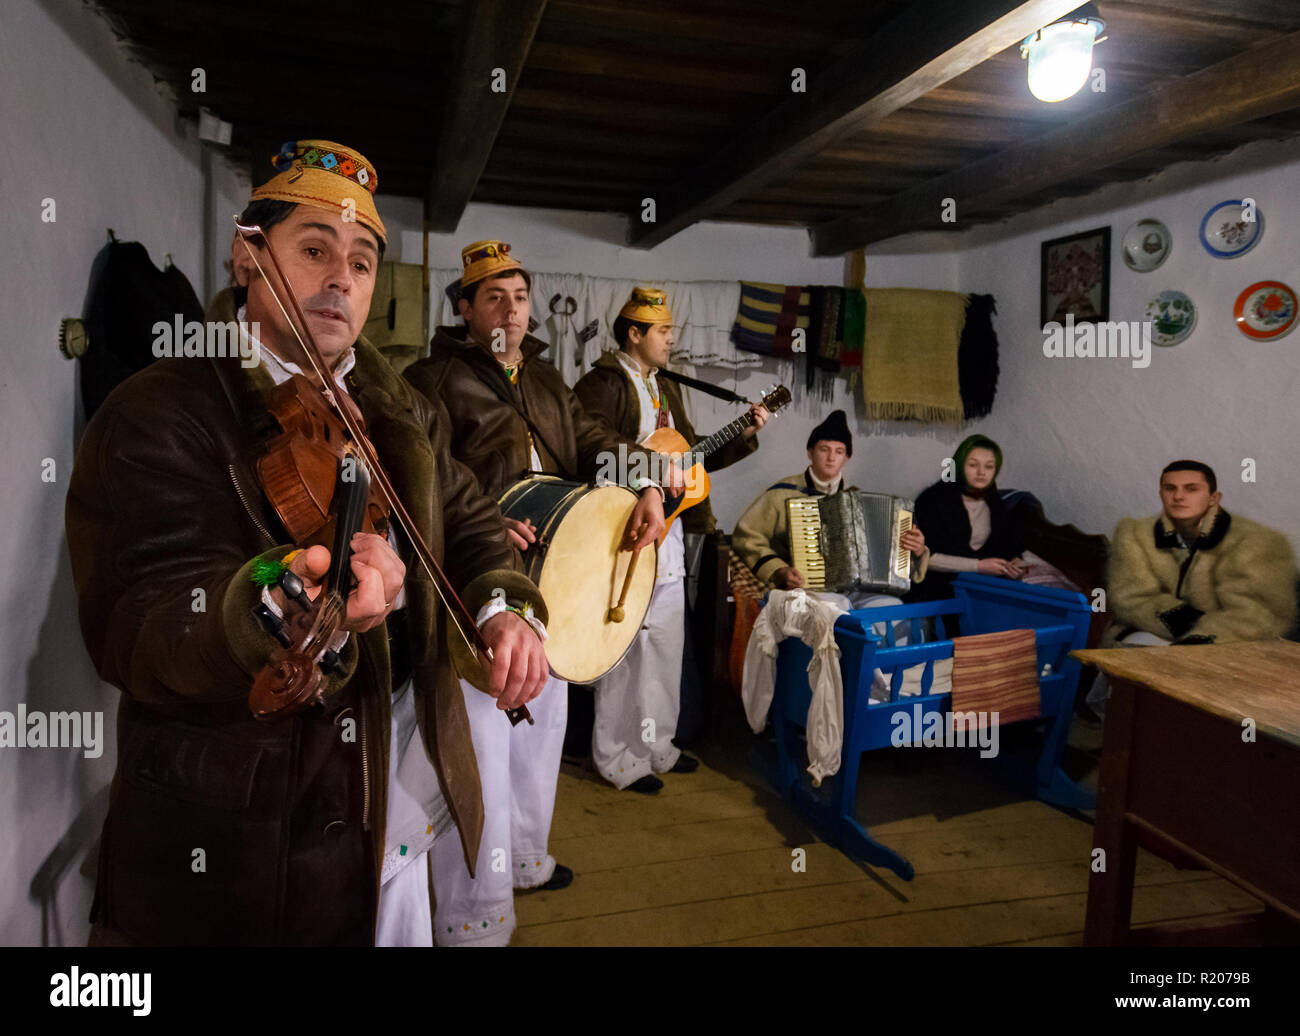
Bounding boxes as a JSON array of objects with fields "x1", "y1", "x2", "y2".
[{"x1": 499, "y1": 477, "x2": 657, "y2": 683}]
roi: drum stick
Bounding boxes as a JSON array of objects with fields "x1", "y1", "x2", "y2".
[{"x1": 608, "y1": 546, "x2": 643, "y2": 623}]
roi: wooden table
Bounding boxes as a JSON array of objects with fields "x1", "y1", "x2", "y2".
[{"x1": 1072, "y1": 640, "x2": 1300, "y2": 946}]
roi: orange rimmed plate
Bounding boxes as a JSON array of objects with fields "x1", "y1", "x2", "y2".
[{"x1": 1234, "y1": 281, "x2": 1296, "y2": 341}]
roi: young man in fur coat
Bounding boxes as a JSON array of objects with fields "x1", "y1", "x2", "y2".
[{"x1": 1088, "y1": 459, "x2": 1297, "y2": 716}]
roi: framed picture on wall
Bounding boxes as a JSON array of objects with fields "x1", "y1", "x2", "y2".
[{"x1": 1040, "y1": 226, "x2": 1111, "y2": 326}]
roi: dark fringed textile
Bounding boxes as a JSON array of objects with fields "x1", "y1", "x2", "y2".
[
  {"x1": 805, "y1": 285, "x2": 824, "y2": 392},
  {"x1": 805, "y1": 286, "x2": 845, "y2": 400},
  {"x1": 958, "y1": 293, "x2": 999, "y2": 420}
]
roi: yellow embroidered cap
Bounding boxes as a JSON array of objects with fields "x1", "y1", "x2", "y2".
[
  {"x1": 619, "y1": 286, "x2": 672, "y2": 324},
  {"x1": 249, "y1": 139, "x2": 386, "y2": 244},
  {"x1": 460, "y1": 240, "x2": 523, "y2": 287}
]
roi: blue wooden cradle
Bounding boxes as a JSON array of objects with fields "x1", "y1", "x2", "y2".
[{"x1": 762, "y1": 573, "x2": 1094, "y2": 881}]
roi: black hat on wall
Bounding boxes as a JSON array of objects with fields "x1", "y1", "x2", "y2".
[{"x1": 806, "y1": 409, "x2": 853, "y2": 457}]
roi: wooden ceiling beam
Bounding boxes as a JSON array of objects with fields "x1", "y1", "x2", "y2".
[
  {"x1": 486, "y1": 147, "x2": 676, "y2": 180},
  {"x1": 812, "y1": 27, "x2": 1300, "y2": 254},
  {"x1": 99, "y1": 0, "x2": 457, "y2": 53},
  {"x1": 425, "y1": 0, "x2": 548, "y2": 233},
  {"x1": 625, "y1": 0, "x2": 1082, "y2": 248},
  {"x1": 543, "y1": 0, "x2": 856, "y2": 52},
  {"x1": 1128, "y1": 0, "x2": 1300, "y2": 25},
  {"x1": 496, "y1": 120, "x2": 699, "y2": 152},
  {"x1": 525, "y1": 41, "x2": 779, "y2": 95},
  {"x1": 508, "y1": 86, "x2": 742, "y2": 128}
]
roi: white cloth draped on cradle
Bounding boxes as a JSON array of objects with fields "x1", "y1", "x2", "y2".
[
  {"x1": 741, "y1": 590, "x2": 954, "y2": 787},
  {"x1": 741, "y1": 589, "x2": 846, "y2": 787}
]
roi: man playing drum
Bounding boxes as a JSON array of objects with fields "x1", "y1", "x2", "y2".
[{"x1": 404, "y1": 241, "x2": 672, "y2": 943}]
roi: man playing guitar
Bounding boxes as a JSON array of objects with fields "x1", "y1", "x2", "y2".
[{"x1": 575, "y1": 287, "x2": 769, "y2": 791}]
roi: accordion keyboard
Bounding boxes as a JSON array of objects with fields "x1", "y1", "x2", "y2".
[
  {"x1": 787, "y1": 497, "x2": 828, "y2": 590},
  {"x1": 784, "y1": 492, "x2": 913, "y2": 595}
]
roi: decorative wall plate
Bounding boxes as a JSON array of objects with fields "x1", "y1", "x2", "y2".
[
  {"x1": 1199, "y1": 200, "x2": 1264, "y2": 258},
  {"x1": 1233, "y1": 280, "x2": 1296, "y2": 340},
  {"x1": 1144, "y1": 290, "x2": 1196, "y2": 346},
  {"x1": 1121, "y1": 218, "x2": 1171, "y2": 272}
]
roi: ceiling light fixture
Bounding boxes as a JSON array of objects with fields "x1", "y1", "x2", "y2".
[{"x1": 1020, "y1": 3, "x2": 1107, "y2": 103}]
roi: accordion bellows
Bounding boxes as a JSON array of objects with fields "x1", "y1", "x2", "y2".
[{"x1": 787, "y1": 492, "x2": 914, "y2": 595}]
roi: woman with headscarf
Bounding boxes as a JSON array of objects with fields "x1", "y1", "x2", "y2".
[{"x1": 909, "y1": 434, "x2": 1031, "y2": 603}]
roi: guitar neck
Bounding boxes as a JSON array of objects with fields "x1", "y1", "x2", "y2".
[{"x1": 692, "y1": 412, "x2": 755, "y2": 464}]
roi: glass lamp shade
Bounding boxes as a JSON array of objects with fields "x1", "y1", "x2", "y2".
[{"x1": 1023, "y1": 21, "x2": 1100, "y2": 102}]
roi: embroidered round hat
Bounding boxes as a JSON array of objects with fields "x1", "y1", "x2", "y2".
[
  {"x1": 619, "y1": 286, "x2": 672, "y2": 324},
  {"x1": 460, "y1": 240, "x2": 523, "y2": 287},
  {"x1": 249, "y1": 139, "x2": 386, "y2": 244}
]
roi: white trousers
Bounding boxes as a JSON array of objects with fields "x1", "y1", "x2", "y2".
[
  {"x1": 592, "y1": 577, "x2": 686, "y2": 789},
  {"x1": 428, "y1": 673, "x2": 567, "y2": 947},
  {"x1": 375, "y1": 679, "x2": 452, "y2": 947},
  {"x1": 376, "y1": 853, "x2": 435, "y2": 947},
  {"x1": 510, "y1": 673, "x2": 568, "y2": 888},
  {"x1": 1085, "y1": 630, "x2": 1170, "y2": 719}
]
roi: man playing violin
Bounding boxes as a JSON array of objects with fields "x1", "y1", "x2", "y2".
[
  {"x1": 403, "y1": 242, "x2": 675, "y2": 942},
  {"x1": 66, "y1": 140, "x2": 548, "y2": 947}
]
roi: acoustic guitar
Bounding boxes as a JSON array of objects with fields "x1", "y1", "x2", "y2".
[{"x1": 646, "y1": 384, "x2": 791, "y2": 544}]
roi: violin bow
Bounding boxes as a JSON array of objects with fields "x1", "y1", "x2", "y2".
[{"x1": 234, "y1": 219, "x2": 529, "y2": 722}]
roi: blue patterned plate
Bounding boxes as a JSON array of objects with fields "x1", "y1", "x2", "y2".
[{"x1": 1199, "y1": 200, "x2": 1264, "y2": 259}]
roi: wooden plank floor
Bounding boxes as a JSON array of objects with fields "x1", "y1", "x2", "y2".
[{"x1": 514, "y1": 708, "x2": 1264, "y2": 946}]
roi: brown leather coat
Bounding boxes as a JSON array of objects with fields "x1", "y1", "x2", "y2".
[
  {"x1": 65, "y1": 289, "x2": 541, "y2": 945},
  {"x1": 404, "y1": 326, "x2": 644, "y2": 498},
  {"x1": 573, "y1": 350, "x2": 759, "y2": 533}
]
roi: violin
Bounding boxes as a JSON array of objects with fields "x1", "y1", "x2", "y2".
[{"x1": 234, "y1": 218, "x2": 531, "y2": 726}]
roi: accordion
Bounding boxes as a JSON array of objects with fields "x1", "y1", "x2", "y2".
[{"x1": 786, "y1": 492, "x2": 914, "y2": 595}]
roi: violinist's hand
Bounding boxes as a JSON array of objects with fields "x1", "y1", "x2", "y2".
[
  {"x1": 273, "y1": 534, "x2": 406, "y2": 633},
  {"x1": 481, "y1": 611, "x2": 548, "y2": 710},
  {"x1": 344, "y1": 533, "x2": 406, "y2": 631},
  {"x1": 504, "y1": 517, "x2": 537, "y2": 552},
  {"x1": 622, "y1": 488, "x2": 666, "y2": 551}
]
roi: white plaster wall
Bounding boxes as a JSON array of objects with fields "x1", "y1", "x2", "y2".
[
  {"x1": 206, "y1": 153, "x2": 252, "y2": 303},
  {"x1": 0, "y1": 0, "x2": 206, "y2": 945},
  {"x1": 955, "y1": 134, "x2": 1300, "y2": 556}
]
